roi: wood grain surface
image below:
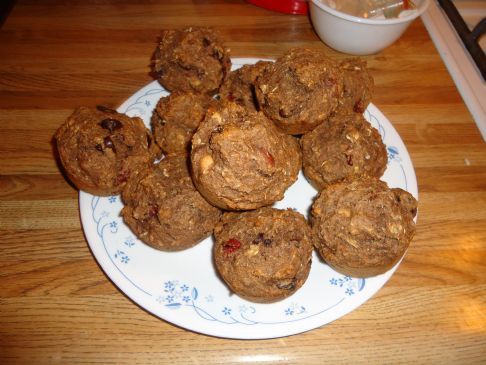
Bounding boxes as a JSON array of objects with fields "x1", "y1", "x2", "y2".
[{"x1": 1, "y1": 1, "x2": 485, "y2": 364}]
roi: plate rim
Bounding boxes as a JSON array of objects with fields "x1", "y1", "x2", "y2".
[{"x1": 79, "y1": 58, "x2": 418, "y2": 339}]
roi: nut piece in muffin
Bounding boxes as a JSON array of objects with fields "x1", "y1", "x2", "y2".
[
  {"x1": 151, "y1": 91, "x2": 214, "y2": 154},
  {"x1": 338, "y1": 58, "x2": 374, "y2": 114},
  {"x1": 191, "y1": 102, "x2": 302, "y2": 210},
  {"x1": 255, "y1": 48, "x2": 343, "y2": 135},
  {"x1": 219, "y1": 61, "x2": 272, "y2": 112},
  {"x1": 301, "y1": 112, "x2": 387, "y2": 190},
  {"x1": 55, "y1": 106, "x2": 158, "y2": 196},
  {"x1": 214, "y1": 207, "x2": 313, "y2": 303},
  {"x1": 311, "y1": 177, "x2": 417, "y2": 277},
  {"x1": 153, "y1": 27, "x2": 231, "y2": 95},
  {"x1": 121, "y1": 154, "x2": 221, "y2": 251}
]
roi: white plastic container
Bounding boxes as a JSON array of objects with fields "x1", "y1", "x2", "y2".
[{"x1": 309, "y1": 0, "x2": 430, "y2": 55}]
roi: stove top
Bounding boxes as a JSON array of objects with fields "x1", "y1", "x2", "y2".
[
  {"x1": 422, "y1": 0, "x2": 486, "y2": 140},
  {"x1": 452, "y1": 0, "x2": 486, "y2": 53}
]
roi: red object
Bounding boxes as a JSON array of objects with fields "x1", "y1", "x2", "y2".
[
  {"x1": 223, "y1": 238, "x2": 242, "y2": 254},
  {"x1": 259, "y1": 147, "x2": 275, "y2": 167},
  {"x1": 246, "y1": 0, "x2": 309, "y2": 15},
  {"x1": 403, "y1": 0, "x2": 413, "y2": 10}
]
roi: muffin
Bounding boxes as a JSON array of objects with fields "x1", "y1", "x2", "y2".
[
  {"x1": 255, "y1": 48, "x2": 343, "y2": 135},
  {"x1": 311, "y1": 177, "x2": 418, "y2": 277},
  {"x1": 301, "y1": 111, "x2": 387, "y2": 190},
  {"x1": 121, "y1": 154, "x2": 221, "y2": 251},
  {"x1": 219, "y1": 61, "x2": 272, "y2": 112},
  {"x1": 151, "y1": 91, "x2": 214, "y2": 154},
  {"x1": 214, "y1": 207, "x2": 314, "y2": 303},
  {"x1": 55, "y1": 106, "x2": 157, "y2": 196},
  {"x1": 153, "y1": 27, "x2": 231, "y2": 95},
  {"x1": 338, "y1": 58, "x2": 374, "y2": 113},
  {"x1": 191, "y1": 102, "x2": 301, "y2": 210}
]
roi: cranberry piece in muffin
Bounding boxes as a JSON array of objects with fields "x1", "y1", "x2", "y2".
[{"x1": 55, "y1": 106, "x2": 157, "y2": 195}]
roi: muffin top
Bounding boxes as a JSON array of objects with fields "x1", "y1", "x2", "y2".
[
  {"x1": 311, "y1": 177, "x2": 417, "y2": 277},
  {"x1": 191, "y1": 102, "x2": 301, "y2": 210},
  {"x1": 55, "y1": 106, "x2": 157, "y2": 196},
  {"x1": 214, "y1": 207, "x2": 314, "y2": 302},
  {"x1": 255, "y1": 48, "x2": 343, "y2": 134},
  {"x1": 153, "y1": 27, "x2": 231, "y2": 95}
]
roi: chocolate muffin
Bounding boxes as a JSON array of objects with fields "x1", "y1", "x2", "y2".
[
  {"x1": 214, "y1": 207, "x2": 313, "y2": 303},
  {"x1": 121, "y1": 154, "x2": 221, "y2": 251},
  {"x1": 338, "y1": 58, "x2": 374, "y2": 113},
  {"x1": 191, "y1": 102, "x2": 302, "y2": 210},
  {"x1": 301, "y1": 112, "x2": 387, "y2": 190},
  {"x1": 151, "y1": 91, "x2": 214, "y2": 154},
  {"x1": 219, "y1": 61, "x2": 272, "y2": 112},
  {"x1": 311, "y1": 177, "x2": 418, "y2": 277},
  {"x1": 153, "y1": 27, "x2": 231, "y2": 95},
  {"x1": 55, "y1": 106, "x2": 157, "y2": 196},
  {"x1": 255, "y1": 48, "x2": 343, "y2": 135}
]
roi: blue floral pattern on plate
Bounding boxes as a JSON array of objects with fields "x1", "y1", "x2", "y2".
[
  {"x1": 149, "y1": 276, "x2": 365, "y2": 326},
  {"x1": 80, "y1": 58, "x2": 418, "y2": 339}
]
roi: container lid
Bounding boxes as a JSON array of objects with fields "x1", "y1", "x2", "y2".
[{"x1": 246, "y1": 0, "x2": 308, "y2": 15}]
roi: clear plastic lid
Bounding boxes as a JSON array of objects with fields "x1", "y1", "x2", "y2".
[{"x1": 320, "y1": 0, "x2": 416, "y2": 19}]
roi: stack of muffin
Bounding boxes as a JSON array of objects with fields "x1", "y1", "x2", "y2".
[{"x1": 55, "y1": 27, "x2": 417, "y2": 303}]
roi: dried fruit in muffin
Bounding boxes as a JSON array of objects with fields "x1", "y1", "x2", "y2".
[
  {"x1": 191, "y1": 102, "x2": 301, "y2": 210},
  {"x1": 219, "y1": 61, "x2": 272, "y2": 112},
  {"x1": 153, "y1": 27, "x2": 231, "y2": 95},
  {"x1": 55, "y1": 106, "x2": 158, "y2": 196},
  {"x1": 214, "y1": 207, "x2": 313, "y2": 303},
  {"x1": 121, "y1": 154, "x2": 221, "y2": 251},
  {"x1": 255, "y1": 48, "x2": 343, "y2": 135},
  {"x1": 151, "y1": 91, "x2": 214, "y2": 154},
  {"x1": 311, "y1": 177, "x2": 417, "y2": 277},
  {"x1": 301, "y1": 111, "x2": 387, "y2": 190}
]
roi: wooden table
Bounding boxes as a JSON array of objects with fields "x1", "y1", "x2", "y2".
[{"x1": 1, "y1": 1, "x2": 485, "y2": 363}]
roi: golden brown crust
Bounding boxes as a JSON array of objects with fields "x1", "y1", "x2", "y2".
[
  {"x1": 153, "y1": 27, "x2": 231, "y2": 95},
  {"x1": 301, "y1": 112, "x2": 387, "y2": 190},
  {"x1": 190, "y1": 102, "x2": 302, "y2": 210},
  {"x1": 214, "y1": 207, "x2": 313, "y2": 303},
  {"x1": 55, "y1": 106, "x2": 157, "y2": 196},
  {"x1": 311, "y1": 177, "x2": 417, "y2": 278},
  {"x1": 121, "y1": 154, "x2": 221, "y2": 251}
]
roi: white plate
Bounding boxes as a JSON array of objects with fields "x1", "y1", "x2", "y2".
[{"x1": 80, "y1": 58, "x2": 418, "y2": 339}]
